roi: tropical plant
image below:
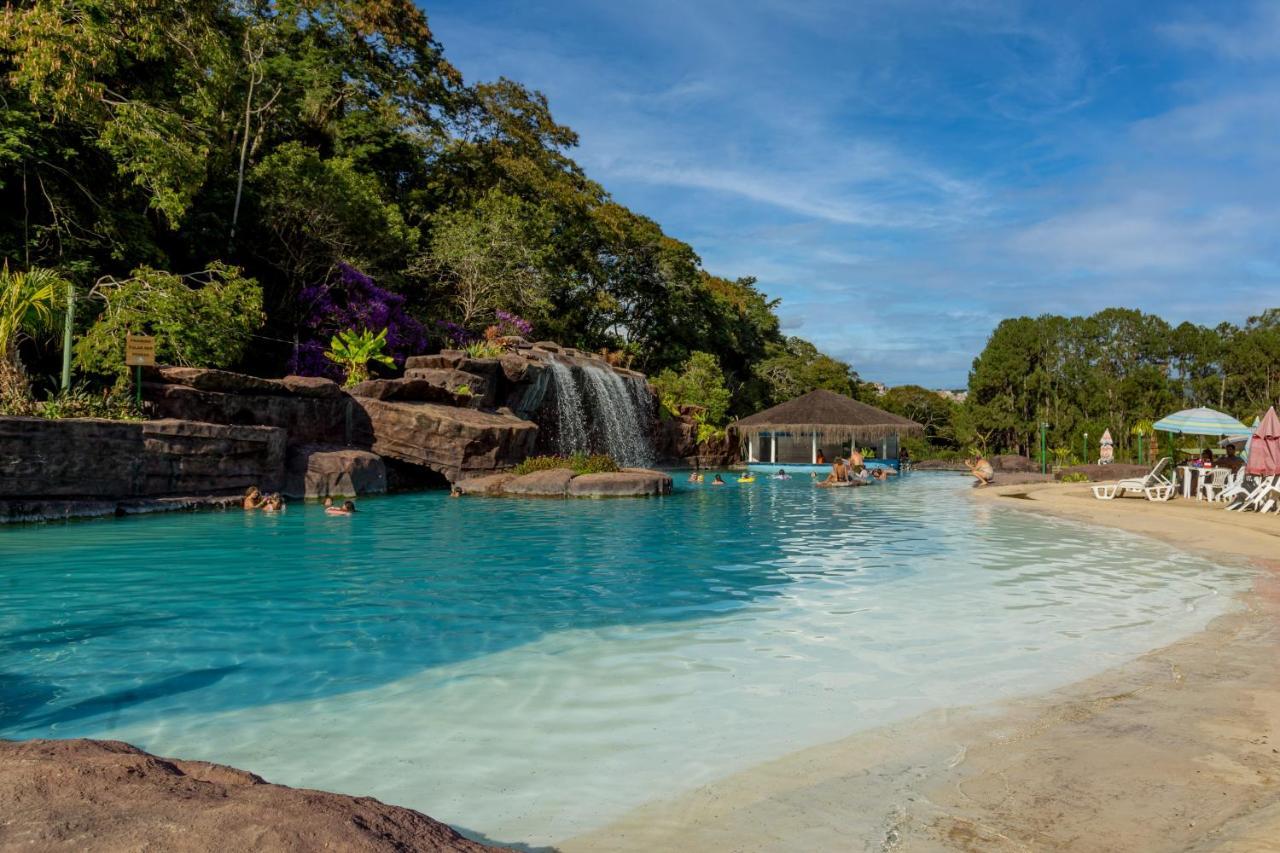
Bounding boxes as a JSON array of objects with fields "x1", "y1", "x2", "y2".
[
  {"x1": 37, "y1": 387, "x2": 142, "y2": 420},
  {"x1": 324, "y1": 327, "x2": 395, "y2": 387},
  {"x1": 1060, "y1": 472, "x2": 1090, "y2": 483},
  {"x1": 651, "y1": 351, "x2": 733, "y2": 426},
  {"x1": 455, "y1": 384, "x2": 473, "y2": 397},
  {"x1": 0, "y1": 263, "x2": 67, "y2": 403}
]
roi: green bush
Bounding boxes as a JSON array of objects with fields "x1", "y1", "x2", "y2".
[
  {"x1": 74, "y1": 263, "x2": 263, "y2": 384},
  {"x1": 513, "y1": 453, "x2": 620, "y2": 476},
  {"x1": 651, "y1": 351, "x2": 732, "y2": 426},
  {"x1": 1060, "y1": 472, "x2": 1091, "y2": 483},
  {"x1": 464, "y1": 340, "x2": 506, "y2": 359}
]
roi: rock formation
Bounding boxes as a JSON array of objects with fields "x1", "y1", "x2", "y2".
[
  {"x1": 456, "y1": 467, "x2": 672, "y2": 498},
  {"x1": 0, "y1": 738, "x2": 509, "y2": 852}
]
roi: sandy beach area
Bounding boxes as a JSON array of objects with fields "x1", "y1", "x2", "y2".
[{"x1": 563, "y1": 482, "x2": 1280, "y2": 853}]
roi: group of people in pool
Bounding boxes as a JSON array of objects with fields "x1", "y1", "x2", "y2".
[{"x1": 242, "y1": 486, "x2": 357, "y2": 515}]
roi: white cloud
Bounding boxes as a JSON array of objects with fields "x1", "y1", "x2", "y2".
[{"x1": 1159, "y1": 2, "x2": 1280, "y2": 61}]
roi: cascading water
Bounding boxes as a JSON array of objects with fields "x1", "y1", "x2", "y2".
[
  {"x1": 540, "y1": 357, "x2": 655, "y2": 467},
  {"x1": 546, "y1": 360, "x2": 590, "y2": 456}
]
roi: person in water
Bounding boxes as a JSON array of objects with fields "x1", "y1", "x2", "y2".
[
  {"x1": 326, "y1": 499, "x2": 357, "y2": 514},
  {"x1": 712, "y1": 474, "x2": 725, "y2": 486},
  {"x1": 243, "y1": 486, "x2": 264, "y2": 510},
  {"x1": 262, "y1": 493, "x2": 285, "y2": 512},
  {"x1": 815, "y1": 450, "x2": 825, "y2": 464},
  {"x1": 774, "y1": 469, "x2": 790, "y2": 479}
]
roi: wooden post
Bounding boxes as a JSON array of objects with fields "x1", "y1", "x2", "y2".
[
  {"x1": 770, "y1": 433, "x2": 776, "y2": 464},
  {"x1": 811, "y1": 432, "x2": 817, "y2": 465}
]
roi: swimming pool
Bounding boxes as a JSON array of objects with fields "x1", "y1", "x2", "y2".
[{"x1": 0, "y1": 473, "x2": 1251, "y2": 846}]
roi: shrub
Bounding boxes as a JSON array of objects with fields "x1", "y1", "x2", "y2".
[
  {"x1": 1060, "y1": 472, "x2": 1091, "y2": 483},
  {"x1": 513, "y1": 453, "x2": 620, "y2": 476},
  {"x1": 455, "y1": 384, "x2": 473, "y2": 397},
  {"x1": 75, "y1": 264, "x2": 262, "y2": 384}
]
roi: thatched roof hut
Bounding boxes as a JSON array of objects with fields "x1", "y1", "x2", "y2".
[{"x1": 730, "y1": 389, "x2": 923, "y2": 465}]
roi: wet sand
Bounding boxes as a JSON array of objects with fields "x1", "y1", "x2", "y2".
[{"x1": 562, "y1": 483, "x2": 1280, "y2": 852}]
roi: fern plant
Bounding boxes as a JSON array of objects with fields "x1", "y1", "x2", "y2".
[
  {"x1": 1, "y1": 263, "x2": 67, "y2": 403},
  {"x1": 324, "y1": 327, "x2": 395, "y2": 387}
]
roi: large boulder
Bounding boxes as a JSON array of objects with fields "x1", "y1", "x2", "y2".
[
  {"x1": 568, "y1": 469, "x2": 672, "y2": 497},
  {"x1": 0, "y1": 738, "x2": 508, "y2": 852},
  {"x1": 278, "y1": 375, "x2": 345, "y2": 398},
  {"x1": 348, "y1": 378, "x2": 467, "y2": 405},
  {"x1": 453, "y1": 473, "x2": 515, "y2": 496},
  {"x1": 283, "y1": 445, "x2": 387, "y2": 499},
  {"x1": 501, "y1": 468, "x2": 576, "y2": 497},
  {"x1": 402, "y1": 368, "x2": 493, "y2": 406},
  {"x1": 153, "y1": 366, "x2": 285, "y2": 395},
  {"x1": 0, "y1": 417, "x2": 285, "y2": 499},
  {"x1": 351, "y1": 399, "x2": 537, "y2": 483}
]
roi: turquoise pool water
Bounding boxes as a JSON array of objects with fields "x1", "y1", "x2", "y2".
[{"x1": 0, "y1": 474, "x2": 1251, "y2": 845}]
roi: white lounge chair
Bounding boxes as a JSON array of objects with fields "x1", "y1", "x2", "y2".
[
  {"x1": 1230, "y1": 475, "x2": 1280, "y2": 513},
  {"x1": 1091, "y1": 457, "x2": 1174, "y2": 501}
]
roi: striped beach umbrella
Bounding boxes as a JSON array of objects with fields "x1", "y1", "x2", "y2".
[{"x1": 1152, "y1": 407, "x2": 1251, "y2": 436}]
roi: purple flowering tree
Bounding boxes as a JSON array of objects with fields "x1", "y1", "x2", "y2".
[{"x1": 290, "y1": 264, "x2": 429, "y2": 379}]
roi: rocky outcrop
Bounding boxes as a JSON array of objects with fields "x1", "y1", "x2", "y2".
[
  {"x1": 457, "y1": 467, "x2": 672, "y2": 498},
  {"x1": 0, "y1": 738, "x2": 508, "y2": 853},
  {"x1": 284, "y1": 445, "x2": 387, "y2": 499},
  {"x1": 655, "y1": 407, "x2": 737, "y2": 467},
  {"x1": 145, "y1": 368, "x2": 539, "y2": 485},
  {"x1": 352, "y1": 399, "x2": 537, "y2": 483},
  {"x1": 0, "y1": 417, "x2": 285, "y2": 499}
]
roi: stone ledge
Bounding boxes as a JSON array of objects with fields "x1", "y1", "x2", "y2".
[{"x1": 456, "y1": 468, "x2": 673, "y2": 499}]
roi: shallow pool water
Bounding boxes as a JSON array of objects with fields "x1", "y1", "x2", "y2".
[{"x1": 0, "y1": 474, "x2": 1251, "y2": 845}]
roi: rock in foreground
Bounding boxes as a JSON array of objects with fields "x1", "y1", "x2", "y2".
[
  {"x1": 456, "y1": 468, "x2": 672, "y2": 498},
  {"x1": 0, "y1": 739, "x2": 509, "y2": 853}
]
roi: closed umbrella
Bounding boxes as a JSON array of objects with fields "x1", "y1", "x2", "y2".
[
  {"x1": 1099, "y1": 429, "x2": 1114, "y2": 464},
  {"x1": 1153, "y1": 407, "x2": 1251, "y2": 436},
  {"x1": 1246, "y1": 407, "x2": 1280, "y2": 476}
]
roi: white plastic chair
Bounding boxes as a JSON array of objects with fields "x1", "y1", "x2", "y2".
[
  {"x1": 1199, "y1": 467, "x2": 1243, "y2": 502},
  {"x1": 1092, "y1": 457, "x2": 1173, "y2": 501}
]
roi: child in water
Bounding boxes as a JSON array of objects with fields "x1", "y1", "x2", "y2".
[{"x1": 712, "y1": 474, "x2": 725, "y2": 486}]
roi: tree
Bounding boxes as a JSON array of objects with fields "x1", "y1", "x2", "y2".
[
  {"x1": 753, "y1": 338, "x2": 859, "y2": 406},
  {"x1": 879, "y1": 386, "x2": 960, "y2": 448},
  {"x1": 426, "y1": 190, "x2": 551, "y2": 326},
  {"x1": 651, "y1": 352, "x2": 733, "y2": 426}
]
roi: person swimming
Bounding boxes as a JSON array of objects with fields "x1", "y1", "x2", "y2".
[
  {"x1": 326, "y1": 499, "x2": 357, "y2": 514},
  {"x1": 774, "y1": 469, "x2": 790, "y2": 480},
  {"x1": 712, "y1": 474, "x2": 725, "y2": 486},
  {"x1": 261, "y1": 493, "x2": 285, "y2": 512},
  {"x1": 243, "y1": 486, "x2": 264, "y2": 510}
]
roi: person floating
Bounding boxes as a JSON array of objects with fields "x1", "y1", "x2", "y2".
[
  {"x1": 326, "y1": 499, "x2": 357, "y2": 514},
  {"x1": 737, "y1": 473, "x2": 756, "y2": 483},
  {"x1": 262, "y1": 493, "x2": 285, "y2": 512}
]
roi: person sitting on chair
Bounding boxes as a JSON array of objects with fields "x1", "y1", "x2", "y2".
[{"x1": 1217, "y1": 443, "x2": 1245, "y2": 472}]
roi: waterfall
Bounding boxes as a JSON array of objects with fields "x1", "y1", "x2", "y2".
[
  {"x1": 547, "y1": 360, "x2": 590, "y2": 456},
  {"x1": 540, "y1": 358, "x2": 655, "y2": 467}
]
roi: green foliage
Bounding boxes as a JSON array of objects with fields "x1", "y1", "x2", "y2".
[
  {"x1": 696, "y1": 422, "x2": 727, "y2": 445},
  {"x1": 1060, "y1": 472, "x2": 1091, "y2": 483},
  {"x1": 36, "y1": 387, "x2": 143, "y2": 421},
  {"x1": 455, "y1": 383, "x2": 473, "y2": 396},
  {"x1": 74, "y1": 264, "x2": 263, "y2": 383},
  {"x1": 513, "y1": 453, "x2": 620, "y2": 476},
  {"x1": 324, "y1": 327, "x2": 395, "y2": 387},
  {"x1": 651, "y1": 351, "x2": 733, "y2": 426}
]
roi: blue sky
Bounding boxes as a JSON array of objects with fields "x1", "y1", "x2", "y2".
[{"x1": 425, "y1": 0, "x2": 1280, "y2": 388}]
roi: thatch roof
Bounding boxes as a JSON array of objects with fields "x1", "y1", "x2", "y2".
[{"x1": 730, "y1": 389, "x2": 923, "y2": 441}]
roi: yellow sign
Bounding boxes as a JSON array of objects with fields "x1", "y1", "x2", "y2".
[{"x1": 125, "y1": 333, "x2": 157, "y2": 367}]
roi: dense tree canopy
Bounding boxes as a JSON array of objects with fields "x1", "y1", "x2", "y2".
[{"x1": 0, "y1": 0, "x2": 855, "y2": 418}]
